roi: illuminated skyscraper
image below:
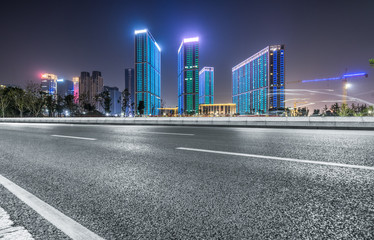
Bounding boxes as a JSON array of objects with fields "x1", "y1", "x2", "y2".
[
  {"x1": 41, "y1": 73, "x2": 58, "y2": 96},
  {"x1": 199, "y1": 67, "x2": 214, "y2": 104},
  {"x1": 232, "y1": 45, "x2": 285, "y2": 115},
  {"x1": 178, "y1": 37, "x2": 199, "y2": 115},
  {"x1": 134, "y1": 29, "x2": 161, "y2": 115}
]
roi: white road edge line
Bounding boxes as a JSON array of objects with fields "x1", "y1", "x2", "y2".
[
  {"x1": 0, "y1": 175, "x2": 104, "y2": 240},
  {"x1": 139, "y1": 132, "x2": 194, "y2": 136},
  {"x1": 51, "y1": 135, "x2": 97, "y2": 141},
  {"x1": 176, "y1": 147, "x2": 374, "y2": 171},
  {"x1": 0, "y1": 207, "x2": 34, "y2": 239}
]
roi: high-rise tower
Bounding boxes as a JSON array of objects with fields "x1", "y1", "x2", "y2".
[
  {"x1": 199, "y1": 67, "x2": 214, "y2": 104},
  {"x1": 232, "y1": 45, "x2": 285, "y2": 115},
  {"x1": 178, "y1": 37, "x2": 199, "y2": 115},
  {"x1": 41, "y1": 73, "x2": 58, "y2": 96},
  {"x1": 134, "y1": 29, "x2": 161, "y2": 116}
]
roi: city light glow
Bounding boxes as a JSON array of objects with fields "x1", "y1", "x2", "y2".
[
  {"x1": 134, "y1": 29, "x2": 147, "y2": 34},
  {"x1": 183, "y1": 37, "x2": 199, "y2": 43}
]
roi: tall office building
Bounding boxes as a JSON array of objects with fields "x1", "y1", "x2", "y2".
[
  {"x1": 104, "y1": 86, "x2": 122, "y2": 116},
  {"x1": 79, "y1": 71, "x2": 104, "y2": 110},
  {"x1": 232, "y1": 45, "x2": 285, "y2": 115},
  {"x1": 125, "y1": 68, "x2": 135, "y2": 104},
  {"x1": 92, "y1": 71, "x2": 104, "y2": 111},
  {"x1": 178, "y1": 37, "x2": 199, "y2": 115},
  {"x1": 134, "y1": 29, "x2": 161, "y2": 115},
  {"x1": 72, "y1": 77, "x2": 79, "y2": 103},
  {"x1": 57, "y1": 79, "x2": 74, "y2": 97},
  {"x1": 41, "y1": 73, "x2": 58, "y2": 96},
  {"x1": 199, "y1": 67, "x2": 214, "y2": 104},
  {"x1": 79, "y1": 71, "x2": 91, "y2": 103}
]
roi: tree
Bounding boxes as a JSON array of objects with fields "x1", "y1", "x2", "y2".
[
  {"x1": 25, "y1": 82, "x2": 44, "y2": 117},
  {"x1": 97, "y1": 90, "x2": 112, "y2": 114},
  {"x1": 138, "y1": 100, "x2": 145, "y2": 116},
  {"x1": 330, "y1": 103, "x2": 340, "y2": 116},
  {"x1": 122, "y1": 88, "x2": 132, "y2": 117},
  {"x1": 56, "y1": 95, "x2": 64, "y2": 117},
  {"x1": 64, "y1": 94, "x2": 76, "y2": 116},
  {"x1": 338, "y1": 103, "x2": 353, "y2": 117},
  {"x1": 312, "y1": 109, "x2": 320, "y2": 115},
  {"x1": 45, "y1": 95, "x2": 56, "y2": 117},
  {"x1": 370, "y1": 58, "x2": 374, "y2": 68},
  {"x1": 9, "y1": 87, "x2": 26, "y2": 117},
  {"x1": 79, "y1": 93, "x2": 95, "y2": 113},
  {"x1": 0, "y1": 88, "x2": 10, "y2": 118}
]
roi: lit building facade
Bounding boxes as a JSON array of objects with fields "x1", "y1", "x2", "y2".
[
  {"x1": 134, "y1": 29, "x2": 161, "y2": 116},
  {"x1": 178, "y1": 37, "x2": 199, "y2": 115},
  {"x1": 57, "y1": 79, "x2": 74, "y2": 97},
  {"x1": 72, "y1": 77, "x2": 79, "y2": 103},
  {"x1": 79, "y1": 71, "x2": 104, "y2": 111},
  {"x1": 41, "y1": 73, "x2": 58, "y2": 96},
  {"x1": 199, "y1": 103, "x2": 236, "y2": 116},
  {"x1": 232, "y1": 45, "x2": 285, "y2": 115},
  {"x1": 199, "y1": 67, "x2": 214, "y2": 104}
]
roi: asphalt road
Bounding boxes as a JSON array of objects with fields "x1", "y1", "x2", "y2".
[{"x1": 0, "y1": 123, "x2": 373, "y2": 239}]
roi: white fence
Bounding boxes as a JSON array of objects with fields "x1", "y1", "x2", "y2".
[{"x1": 1, "y1": 117, "x2": 374, "y2": 129}]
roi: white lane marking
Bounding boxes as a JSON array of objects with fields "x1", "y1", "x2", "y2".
[
  {"x1": 0, "y1": 207, "x2": 34, "y2": 239},
  {"x1": 0, "y1": 175, "x2": 104, "y2": 240},
  {"x1": 139, "y1": 132, "x2": 194, "y2": 136},
  {"x1": 176, "y1": 147, "x2": 374, "y2": 171},
  {"x1": 51, "y1": 135, "x2": 97, "y2": 141}
]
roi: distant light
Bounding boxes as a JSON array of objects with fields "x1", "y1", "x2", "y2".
[
  {"x1": 57, "y1": 79, "x2": 64, "y2": 82},
  {"x1": 41, "y1": 74, "x2": 48, "y2": 78},
  {"x1": 135, "y1": 29, "x2": 147, "y2": 35},
  {"x1": 155, "y1": 41, "x2": 161, "y2": 52},
  {"x1": 343, "y1": 72, "x2": 367, "y2": 78},
  {"x1": 302, "y1": 77, "x2": 342, "y2": 83},
  {"x1": 345, "y1": 83, "x2": 352, "y2": 89},
  {"x1": 106, "y1": 113, "x2": 110, "y2": 116},
  {"x1": 184, "y1": 37, "x2": 199, "y2": 43}
]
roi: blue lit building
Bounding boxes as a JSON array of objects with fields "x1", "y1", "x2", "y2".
[
  {"x1": 41, "y1": 73, "x2": 58, "y2": 96},
  {"x1": 232, "y1": 45, "x2": 285, "y2": 115},
  {"x1": 178, "y1": 37, "x2": 199, "y2": 115},
  {"x1": 199, "y1": 67, "x2": 214, "y2": 104},
  {"x1": 134, "y1": 29, "x2": 161, "y2": 116}
]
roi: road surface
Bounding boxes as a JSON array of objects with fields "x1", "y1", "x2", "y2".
[{"x1": 0, "y1": 123, "x2": 373, "y2": 239}]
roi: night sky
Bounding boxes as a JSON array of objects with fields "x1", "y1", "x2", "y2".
[{"x1": 1, "y1": 0, "x2": 373, "y2": 110}]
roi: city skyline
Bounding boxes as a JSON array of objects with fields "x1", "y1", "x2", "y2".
[{"x1": 0, "y1": 0, "x2": 373, "y2": 110}]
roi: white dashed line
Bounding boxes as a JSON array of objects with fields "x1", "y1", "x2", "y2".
[
  {"x1": 139, "y1": 132, "x2": 194, "y2": 136},
  {"x1": 0, "y1": 175, "x2": 104, "y2": 240},
  {"x1": 176, "y1": 147, "x2": 374, "y2": 171},
  {"x1": 0, "y1": 207, "x2": 34, "y2": 239},
  {"x1": 51, "y1": 135, "x2": 97, "y2": 141}
]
